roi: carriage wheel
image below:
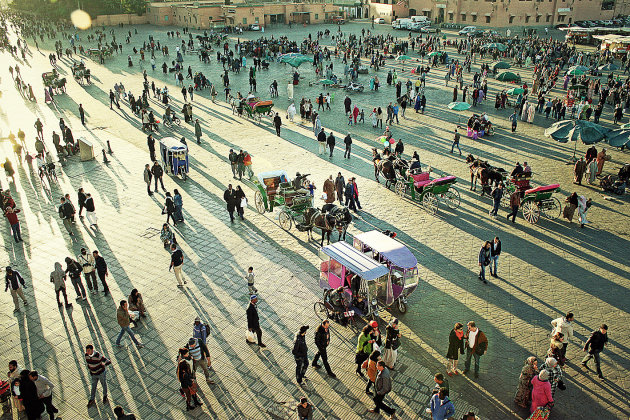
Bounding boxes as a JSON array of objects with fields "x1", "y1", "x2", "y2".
[
  {"x1": 522, "y1": 200, "x2": 540, "y2": 224},
  {"x1": 395, "y1": 181, "x2": 407, "y2": 197},
  {"x1": 314, "y1": 302, "x2": 329, "y2": 320},
  {"x1": 422, "y1": 192, "x2": 438, "y2": 214},
  {"x1": 541, "y1": 197, "x2": 561, "y2": 220},
  {"x1": 279, "y1": 210, "x2": 292, "y2": 231},
  {"x1": 444, "y1": 188, "x2": 461, "y2": 209},
  {"x1": 254, "y1": 191, "x2": 266, "y2": 214}
]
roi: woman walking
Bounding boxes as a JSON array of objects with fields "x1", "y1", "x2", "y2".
[
  {"x1": 514, "y1": 356, "x2": 537, "y2": 408},
  {"x1": 446, "y1": 322, "x2": 465, "y2": 376},
  {"x1": 562, "y1": 192, "x2": 579, "y2": 222},
  {"x1": 177, "y1": 349, "x2": 202, "y2": 410},
  {"x1": 530, "y1": 370, "x2": 553, "y2": 414},
  {"x1": 355, "y1": 324, "x2": 375, "y2": 378},
  {"x1": 164, "y1": 192, "x2": 176, "y2": 225},
  {"x1": 173, "y1": 189, "x2": 184, "y2": 223},
  {"x1": 364, "y1": 350, "x2": 380, "y2": 395},
  {"x1": 382, "y1": 318, "x2": 400, "y2": 369},
  {"x1": 235, "y1": 185, "x2": 246, "y2": 220}
]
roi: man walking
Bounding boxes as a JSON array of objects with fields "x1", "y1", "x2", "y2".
[
  {"x1": 245, "y1": 266, "x2": 257, "y2": 294},
  {"x1": 143, "y1": 164, "x2": 153, "y2": 196},
  {"x1": 581, "y1": 324, "x2": 608, "y2": 380},
  {"x1": 463, "y1": 321, "x2": 488, "y2": 378},
  {"x1": 335, "y1": 173, "x2": 345, "y2": 206},
  {"x1": 85, "y1": 344, "x2": 112, "y2": 407},
  {"x1": 5, "y1": 266, "x2": 28, "y2": 312},
  {"x1": 293, "y1": 325, "x2": 310, "y2": 386},
  {"x1": 312, "y1": 320, "x2": 336, "y2": 378},
  {"x1": 509, "y1": 111, "x2": 518, "y2": 132},
  {"x1": 317, "y1": 128, "x2": 327, "y2": 155},
  {"x1": 428, "y1": 387, "x2": 455, "y2": 420},
  {"x1": 65, "y1": 257, "x2": 87, "y2": 301},
  {"x1": 506, "y1": 191, "x2": 520, "y2": 223},
  {"x1": 147, "y1": 134, "x2": 156, "y2": 162},
  {"x1": 327, "y1": 131, "x2": 335, "y2": 158},
  {"x1": 194, "y1": 119, "x2": 202, "y2": 144},
  {"x1": 229, "y1": 149, "x2": 238, "y2": 178},
  {"x1": 273, "y1": 113, "x2": 282, "y2": 137},
  {"x1": 223, "y1": 184, "x2": 238, "y2": 223},
  {"x1": 151, "y1": 161, "x2": 166, "y2": 192},
  {"x1": 185, "y1": 337, "x2": 215, "y2": 384},
  {"x1": 84, "y1": 193, "x2": 98, "y2": 227},
  {"x1": 50, "y1": 262, "x2": 71, "y2": 308},
  {"x1": 369, "y1": 361, "x2": 396, "y2": 419},
  {"x1": 345, "y1": 180, "x2": 356, "y2": 211},
  {"x1": 78, "y1": 248, "x2": 97, "y2": 294},
  {"x1": 344, "y1": 133, "x2": 352, "y2": 159},
  {"x1": 489, "y1": 183, "x2": 503, "y2": 217},
  {"x1": 246, "y1": 295, "x2": 266, "y2": 348},
  {"x1": 78, "y1": 188, "x2": 87, "y2": 218},
  {"x1": 34, "y1": 118, "x2": 44, "y2": 140},
  {"x1": 489, "y1": 237, "x2": 501, "y2": 278},
  {"x1": 93, "y1": 250, "x2": 110, "y2": 295},
  {"x1": 450, "y1": 129, "x2": 461, "y2": 155},
  {"x1": 29, "y1": 371, "x2": 59, "y2": 420},
  {"x1": 350, "y1": 178, "x2": 362, "y2": 210},
  {"x1": 4, "y1": 206, "x2": 22, "y2": 243},
  {"x1": 551, "y1": 312, "x2": 574, "y2": 361},
  {"x1": 79, "y1": 104, "x2": 86, "y2": 125},
  {"x1": 115, "y1": 300, "x2": 144, "y2": 348},
  {"x1": 58, "y1": 196, "x2": 76, "y2": 236},
  {"x1": 170, "y1": 244, "x2": 186, "y2": 288}
]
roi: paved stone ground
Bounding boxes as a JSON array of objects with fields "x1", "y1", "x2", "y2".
[{"x1": 0, "y1": 21, "x2": 628, "y2": 420}]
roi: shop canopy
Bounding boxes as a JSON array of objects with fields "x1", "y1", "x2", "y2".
[
  {"x1": 353, "y1": 231, "x2": 417, "y2": 270},
  {"x1": 320, "y1": 242, "x2": 389, "y2": 281}
]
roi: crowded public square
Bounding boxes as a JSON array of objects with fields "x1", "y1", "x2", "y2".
[{"x1": 0, "y1": 8, "x2": 629, "y2": 420}]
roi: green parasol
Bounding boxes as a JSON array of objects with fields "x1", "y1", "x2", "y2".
[
  {"x1": 448, "y1": 102, "x2": 472, "y2": 111},
  {"x1": 605, "y1": 129, "x2": 630, "y2": 147},
  {"x1": 506, "y1": 87, "x2": 524, "y2": 95},
  {"x1": 320, "y1": 79, "x2": 335, "y2": 85},
  {"x1": 491, "y1": 61, "x2": 511, "y2": 70},
  {"x1": 427, "y1": 51, "x2": 443, "y2": 57},
  {"x1": 280, "y1": 54, "x2": 314, "y2": 68},
  {"x1": 496, "y1": 71, "x2": 521, "y2": 83}
]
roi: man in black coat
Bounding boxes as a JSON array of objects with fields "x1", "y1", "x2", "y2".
[
  {"x1": 77, "y1": 188, "x2": 87, "y2": 218},
  {"x1": 344, "y1": 96, "x2": 351, "y2": 115},
  {"x1": 147, "y1": 134, "x2": 156, "y2": 162},
  {"x1": 344, "y1": 133, "x2": 352, "y2": 159},
  {"x1": 273, "y1": 113, "x2": 282, "y2": 137},
  {"x1": 151, "y1": 161, "x2": 166, "y2": 192},
  {"x1": 489, "y1": 236, "x2": 501, "y2": 278},
  {"x1": 327, "y1": 132, "x2": 335, "y2": 158},
  {"x1": 223, "y1": 184, "x2": 238, "y2": 223},
  {"x1": 312, "y1": 320, "x2": 336, "y2": 378},
  {"x1": 246, "y1": 295, "x2": 265, "y2": 347},
  {"x1": 292, "y1": 325, "x2": 309, "y2": 385}
]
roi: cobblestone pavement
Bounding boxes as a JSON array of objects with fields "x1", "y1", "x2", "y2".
[{"x1": 0, "y1": 22, "x2": 628, "y2": 420}]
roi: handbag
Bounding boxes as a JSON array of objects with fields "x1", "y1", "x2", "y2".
[
  {"x1": 241, "y1": 197, "x2": 247, "y2": 207},
  {"x1": 246, "y1": 330, "x2": 256, "y2": 343},
  {"x1": 161, "y1": 206, "x2": 167, "y2": 215},
  {"x1": 189, "y1": 381, "x2": 198, "y2": 395}
]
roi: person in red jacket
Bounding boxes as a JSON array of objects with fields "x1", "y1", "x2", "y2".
[{"x1": 4, "y1": 206, "x2": 22, "y2": 242}]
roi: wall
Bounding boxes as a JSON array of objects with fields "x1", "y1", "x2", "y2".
[{"x1": 91, "y1": 13, "x2": 148, "y2": 27}]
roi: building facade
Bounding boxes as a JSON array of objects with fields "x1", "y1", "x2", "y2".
[
  {"x1": 408, "y1": 0, "x2": 630, "y2": 27},
  {"x1": 146, "y1": 1, "x2": 343, "y2": 29}
]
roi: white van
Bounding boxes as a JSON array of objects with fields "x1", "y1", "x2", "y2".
[
  {"x1": 392, "y1": 18, "x2": 412, "y2": 29},
  {"x1": 374, "y1": 17, "x2": 385, "y2": 24},
  {"x1": 458, "y1": 26, "x2": 477, "y2": 35},
  {"x1": 411, "y1": 16, "x2": 431, "y2": 24}
]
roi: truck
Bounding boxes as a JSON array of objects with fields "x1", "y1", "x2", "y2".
[
  {"x1": 411, "y1": 16, "x2": 431, "y2": 25},
  {"x1": 392, "y1": 18, "x2": 412, "y2": 29}
]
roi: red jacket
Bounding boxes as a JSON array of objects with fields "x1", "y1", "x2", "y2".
[{"x1": 4, "y1": 209, "x2": 20, "y2": 225}]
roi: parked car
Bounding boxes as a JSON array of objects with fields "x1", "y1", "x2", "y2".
[
  {"x1": 420, "y1": 26, "x2": 438, "y2": 33},
  {"x1": 249, "y1": 24, "x2": 260, "y2": 31},
  {"x1": 332, "y1": 16, "x2": 345, "y2": 24},
  {"x1": 484, "y1": 30, "x2": 500, "y2": 37},
  {"x1": 458, "y1": 26, "x2": 477, "y2": 35},
  {"x1": 467, "y1": 29, "x2": 485, "y2": 38},
  {"x1": 374, "y1": 17, "x2": 385, "y2": 24}
]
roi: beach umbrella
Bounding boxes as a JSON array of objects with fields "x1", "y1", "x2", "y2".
[
  {"x1": 280, "y1": 55, "x2": 313, "y2": 68},
  {"x1": 448, "y1": 102, "x2": 471, "y2": 111},
  {"x1": 598, "y1": 63, "x2": 619, "y2": 71},
  {"x1": 506, "y1": 87, "x2": 524, "y2": 95},
  {"x1": 545, "y1": 120, "x2": 610, "y2": 161},
  {"x1": 491, "y1": 61, "x2": 511, "y2": 70},
  {"x1": 396, "y1": 55, "x2": 413, "y2": 61},
  {"x1": 482, "y1": 43, "x2": 507, "y2": 52},
  {"x1": 496, "y1": 71, "x2": 521, "y2": 82},
  {"x1": 567, "y1": 67, "x2": 586, "y2": 76},
  {"x1": 320, "y1": 79, "x2": 335, "y2": 85},
  {"x1": 605, "y1": 129, "x2": 630, "y2": 147},
  {"x1": 427, "y1": 51, "x2": 443, "y2": 57}
]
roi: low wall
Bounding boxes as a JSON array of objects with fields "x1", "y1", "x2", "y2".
[{"x1": 91, "y1": 14, "x2": 148, "y2": 27}]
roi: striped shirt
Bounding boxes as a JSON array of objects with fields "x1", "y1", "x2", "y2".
[{"x1": 85, "y1": 351, "x2": 110, "y2": 375}]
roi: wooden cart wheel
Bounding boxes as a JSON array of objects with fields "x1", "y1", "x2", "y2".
[
  {"x1": 422, "y1": 192, "x2": 438, "y2": 214},
  {"x1": 395, "y1": 180, "x2": 407, "y2": 197},
  {"x1": 313, "y1": 302, "x2": 329, "y2": 320},
  {"x1": 279, "y1": 210, "x2": 292, "y2": 231},
  {"x1": 541, "y1": 197, "x2": 561, "y2": 220},
  {"x1": 254, "y1": 191, "x2": 266, "y2": 214},
  {"x1": 444, "y1": 187, "x2": 461, "y2": 209},
  {"x1": 522, "y1": 200, "x2": 540, "y2": 224}
]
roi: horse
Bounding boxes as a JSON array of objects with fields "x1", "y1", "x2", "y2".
[
  {"x1": 465, "y1": 154, "x2": 505, "y2": 195},
  {"x1": 321, "y1": 204, "x2": 353, "y2": 242},
  {"x1": 303, "y1": 207, "x2": 337, "y2": 246},
  {"x1": 374, "y1": 150, "x2": 408, "y2": 189}
]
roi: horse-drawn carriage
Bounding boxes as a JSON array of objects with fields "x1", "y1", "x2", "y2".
[
  {"x1": 242, "y1": 97, "x2": 274, "y2": 121},
  {"x1": 501, "y1": 172, "x2": 532, "y2": 207},
  {"x1": 520, "y1": 184, "x2": 562, "y2": 224},
  {"x1": 87, "y1": 46, "x2": 113, "y2": 60},
  {"x1": 71, "y1": 62, "x2": 89, "y2": 84},
  {"x1": 394, "y1": 169, "x2": 460, "y2": 214},
  {"x1": 466, "y1": 154, "x2": 508, "y2": 195},
  {"x1": 42, "y1": 71, "x2": 66, "y2": 93},
  {"x1": 251, "y1": 170, "x2": 352, "y2": 245}
]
